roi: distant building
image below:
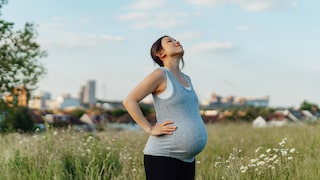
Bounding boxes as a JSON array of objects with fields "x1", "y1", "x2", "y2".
[
  {"x1": 46, "y1": 93, "x2": 80, "y2": 110},
  {"x1": 245, "y1": 96, "x2": 269, "y2": 107},
  {"x1": 79, "y1": 80, "x2": 96, "y2": 107},
  {"x1": 206, "y1": 93, "x2": 269, "y2": 108},
  {"x1": 28, "y1": 91, "x2": 51, "y2": 110}
]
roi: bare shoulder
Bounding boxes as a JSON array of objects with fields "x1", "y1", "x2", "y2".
[
  {"x1": 142, "y1": 68, "x2": 166, "y2": 83},
  {"x1": 148, "y1": 68, "x2": 167, "y2": 95},
  {"x1": 151, "y1": 68, "x2": 166, "y2": 79}
]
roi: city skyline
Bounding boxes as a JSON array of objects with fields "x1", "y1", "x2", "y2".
[{"x1": 3, "y1": 0, "x2": 319, "y2": 108}]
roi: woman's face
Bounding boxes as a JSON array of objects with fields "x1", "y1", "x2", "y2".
[{"x1": 160, "y1": 36, "x2": 184, "y2": 58}]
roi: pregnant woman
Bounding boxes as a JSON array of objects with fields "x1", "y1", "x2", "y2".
[{"x1": 122, "y1": 35, "x2": 207, "y2": 180}]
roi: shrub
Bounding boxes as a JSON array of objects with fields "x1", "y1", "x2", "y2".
[{"x1": 0, "y1": 107, "x2": 34, "y2": 133}]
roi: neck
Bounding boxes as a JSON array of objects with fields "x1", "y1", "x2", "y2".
[
  {"x1": 164, "y1": 59, "x2": 180, "y2": 71},
  {"x1": 163, "y1": 58, "x2": 181, "y2": 74}
]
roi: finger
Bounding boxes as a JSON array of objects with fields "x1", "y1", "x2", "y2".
[
  {"x1": 162, "y1": 121, "x2": 174, "y2": 126},
  {"x1": 163, "y1": 126, "x2": 176, "y2": 132},
  {"x1": 163, "y1": 130, "x2": 175, "y2": 134}
]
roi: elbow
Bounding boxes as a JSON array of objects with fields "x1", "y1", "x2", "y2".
[
  {"x1": 122, "y1": 98, "x2": 128, "y2": 109},
  {"x1": 122, "y1": 97, "x2": 132, "y2": 110},
  {"x1": 122, "y1": 97, "x2": 139, "y2": 110}
]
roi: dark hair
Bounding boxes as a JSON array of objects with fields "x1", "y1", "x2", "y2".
[{"x1": 150, "y1": 35, "x2": 184, "y2": 68}]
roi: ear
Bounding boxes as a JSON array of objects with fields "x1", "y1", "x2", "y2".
[{"x1": 156, "y1": 49, "x2": 166, "y2": 58}]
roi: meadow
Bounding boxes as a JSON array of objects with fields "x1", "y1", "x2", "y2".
[{"x1": 1, "y1": 122, "x2": 320, "y2": 180}]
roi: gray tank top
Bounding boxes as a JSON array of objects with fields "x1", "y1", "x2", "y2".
[{"x1": 143, "y1": 67, "x2": 207, "y2": 162}]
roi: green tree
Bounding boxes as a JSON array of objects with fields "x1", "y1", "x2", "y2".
[
  {"x1": 0, "y1": 0, "x2": 47, "y2": 104},
  {"x1": 300, "y1": 100, "x2": 319, "y2": 112},
  {"x1": 0, "y1": 107, "x2": 34, "y2": 133}
]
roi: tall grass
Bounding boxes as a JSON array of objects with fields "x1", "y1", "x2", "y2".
[{"x1": 1, "y1": 122, "x2": 320, "y2": 179}]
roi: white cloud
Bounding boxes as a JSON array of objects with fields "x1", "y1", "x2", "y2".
[
  {"x1": 244, "y1": 1, "x2": 274, "y2": 11},
  {"x1": 126, "y1": 0, "x2": 166, "y2": 10},
  {"x1": 38, "y1": 18, "x2": 125, "y2": 49},
  {"x1": 175, "y1": 32, "x2": 203, "y2": 41},
  {"x1": 186, "y1": 0, "x2": 224, "y2": 8},
  {"x1": 40, "y1": 32, "x2": 124, "y2": 49},
  {"x1": 119, "y1": 11, "x2": 189, "y2": 29},
  {"x1": 190, "y1": 41, "x2": 236, "y2": 53},
  {"x1": 76, "y1": 17, "x2": 92, "y2": 24},
  {"x1": 236, "y1": 25, "x2": 255, "y2": 31},
  {"x1": 186, "y1": 0, "x2": 297, "y2": 12},
  {"x1": 132, "y1": 18, "x2": 186, "y2": 29},
  {"x1": 119, "y1": 0, "x2": 191, "y2": 29},
  {"x1": 118, "y1": 11, "x2": 148, "y2": 21}
]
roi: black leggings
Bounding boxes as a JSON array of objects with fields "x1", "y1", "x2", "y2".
[{"x1": 144, "y1": 155, "x2": 195, "y2": 180}]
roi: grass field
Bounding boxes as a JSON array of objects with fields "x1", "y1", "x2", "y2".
[{"x1": 1, "y1": 122, "x2": 320, "y2": 180}]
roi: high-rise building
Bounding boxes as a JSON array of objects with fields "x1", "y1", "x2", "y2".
[{"x1": 80, "y1": 80, "x2": 96, "y2": 107}]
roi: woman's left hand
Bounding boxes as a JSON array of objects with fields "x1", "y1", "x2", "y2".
[{"x1": 149, "y1": 121, "x2": 176, "y2": 136}]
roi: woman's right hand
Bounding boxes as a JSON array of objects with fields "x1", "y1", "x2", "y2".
[{"x1": 149, "y1": 121, "x2": 177, "y2": 136}]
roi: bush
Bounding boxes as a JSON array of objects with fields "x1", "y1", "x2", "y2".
[{"x1": 0, "y1": 107, "x2": 34, "y2": 133}]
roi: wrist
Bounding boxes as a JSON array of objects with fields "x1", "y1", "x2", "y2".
[{"x1": 146, "y1": 126, "x2": 153, "y2": 135}]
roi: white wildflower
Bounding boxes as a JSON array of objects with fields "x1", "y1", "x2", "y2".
[
  {"x1": 214, "y1": 161, "x2": 221, "y2": 167},
  {"x1": 279, "y1": 138, "x2": 287, "y2": 146},
  {"x1": 250, "y1": 158, "x2": 258, "y2": 163},
  {"x1": 266, "y1": 148, "x2": 271, "y2": 153},
  {"x1": 268, "y1": 165, "x2": 275, "y2": 170},
  {"x1": 281, "y1": 149, "x2": 288, "y2": 156},
  {"x1": 86, "y1": 149, "x2": 91, "y2": 154},
  {"x1": 289, "y1": 148, "x2": 296, "y2": 153},
  {"x1": 272, "y1": 154, "x2": 278, "y2": 160},
  {"x1": 260, "y1": 154, "x2": 266, "y2": 159},
  {"x1": 264, "y1": 157, "x2": 270, "y2": 162},
  {"x1": 240, "y1": 166, "x2": 248, "y2": 173},
  {"x1": 255, "y1": 147, "x2": 263, "y2": 153}
]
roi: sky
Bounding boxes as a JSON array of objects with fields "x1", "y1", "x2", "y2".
[{"x1": 2, "y1": 0, "x2": 319, "y2": 108}]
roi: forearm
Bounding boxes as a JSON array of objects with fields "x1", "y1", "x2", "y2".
[{"x1": 122, "y1": 99, "x2": 152, "y2": 134}]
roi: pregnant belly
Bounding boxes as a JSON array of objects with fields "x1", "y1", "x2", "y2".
[
  {"x1": 171, "y1": 122, "x2": 207, "y2": 157},
  {"x1": 144, "y1": 119, "x2": 208, "y2": 162}
]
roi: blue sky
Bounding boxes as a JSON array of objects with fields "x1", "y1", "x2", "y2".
[{"x1": 2, "y1": 0, "x2": 319, "y2": 107}]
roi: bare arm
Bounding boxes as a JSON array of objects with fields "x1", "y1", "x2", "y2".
[{"x1": 122, "y1": 69, "x2": 176, "y2": 135}]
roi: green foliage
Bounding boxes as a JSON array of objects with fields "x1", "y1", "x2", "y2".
[
  {"x1": 139, "y1": 103, "x2": 153, "y2": 116},
  {"x1": 222, "y1": 107, "x2": 275, "y2": 122},
  {"x1": 0, "y1": 107, "x2": 34, "y2": 132},
  {"x1": 1, "y1": 131, "x2": 123, "y2": 179},
  {"x1": 70, "y1": 108, "x2": 85, "y2": 118},
  {"x1": 300, "y1": 100, "x2": 319, "y2": 111},
  {"x1": 0, "y1": 1, "x2": 46, "y2": 99},
  {"x1": 1, "y1": 124, "x2": 320, "y2": 179},
  {"x1": 111, "y1": 108, "x2": 127, "y2": 117},
  {"x1": 51, "y1": 120, "x2": 69, "y2": 129}
]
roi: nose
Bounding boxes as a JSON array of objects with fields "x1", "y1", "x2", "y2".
[{"x1": 175, "y1": 40, "x2": 181, "y2": 46}]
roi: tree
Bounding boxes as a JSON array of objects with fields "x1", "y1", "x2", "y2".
[
  {"x1": 300, "y1": 100, "x2": 319, "y2": 112},
  {"x1": 0, "y1": 0, "x2": 47, "y2": 105},
  {"x1": 0, "y1": 106, "x2": 34, "y2": 132}
]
